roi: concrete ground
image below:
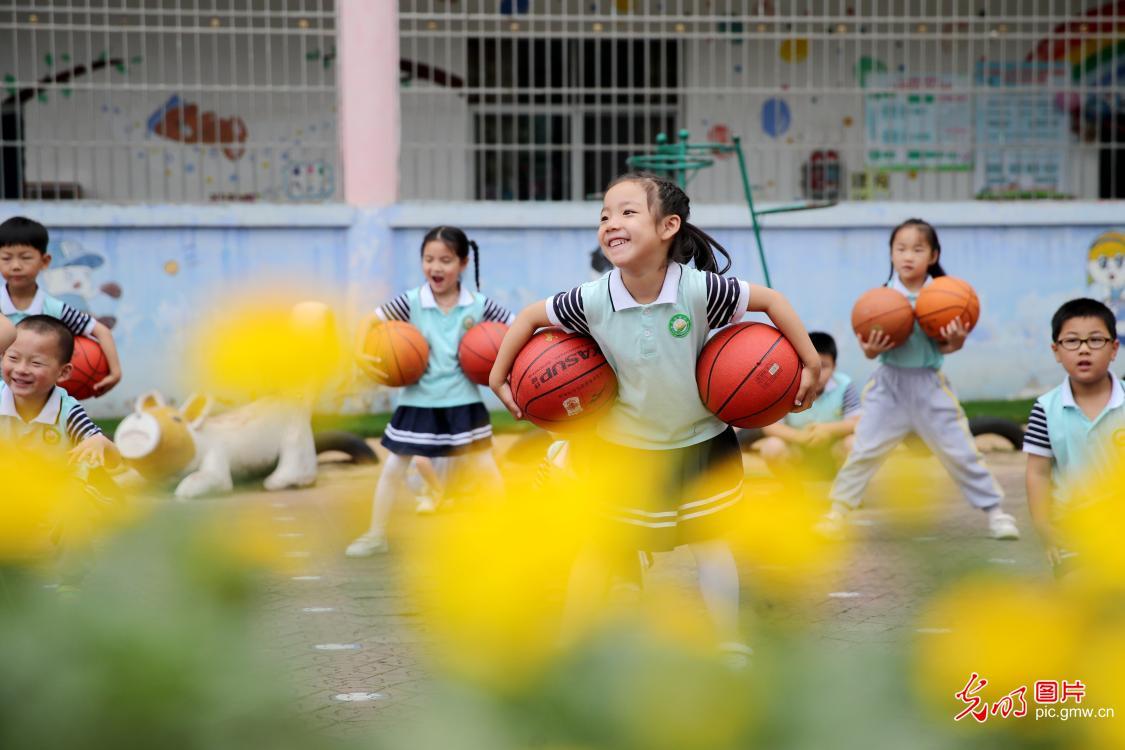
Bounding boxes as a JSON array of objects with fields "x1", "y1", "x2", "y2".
[{"x1": 238, "y1": 434, "x2": 1042, "y2": 740}]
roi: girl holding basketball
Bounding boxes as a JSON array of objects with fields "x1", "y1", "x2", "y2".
[
  {"x1": 821, "y1": 218, "x2": 1020, "y2": 540},
  {"x1": 489, "y1": 172, "x2": 821, "y2": 663},
  {"x1": 346, "y1": 226, "x2": 514, "y2": 557}
]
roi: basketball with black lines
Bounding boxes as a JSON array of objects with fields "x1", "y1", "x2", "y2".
[
  {"x1": 359, "y1": 321, "x2": 429, "y2": 387},
  {"x1": 915, "y1": 276, "x2": 980, "y2": 340},
  {"x1": 511, "y1": 327, "x2": 617, "y2": 431},
  {"x1": 696, "y1": 322, "x2": 803, "y2": 429},
  {"x1": 59, "y1": 336, "x2": 109, "y2": 401},
  {"x1": 458, "y1": 321, "x2": 509, "y2": 385},
  {"x1": 851, "y1": 287, "x2": 914, "y2": 348}
]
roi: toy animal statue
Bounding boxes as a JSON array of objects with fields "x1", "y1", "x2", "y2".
[{"x1": 114, "y1": 391, "x2": 320, "y2": 500}]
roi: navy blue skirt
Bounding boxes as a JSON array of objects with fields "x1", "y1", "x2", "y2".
[{"x1": 381, "y1": 403, "x2": 493, "y2": 457}]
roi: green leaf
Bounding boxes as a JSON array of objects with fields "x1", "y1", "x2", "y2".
[
  {"x1": 61, "y1": 53, "x2": 71, "y2": 62},
  {"x1": 114, "y1": 62, "x2": 126, "y2": 74},
  {"x1": 37, "y1": 91, "x2": 48, "y2": 103},
  {"x1": 44, "y1": 53, "x2": 53, "y2": 66},
  {"x1": 130, "y1": 55, "x2": 143, "y2": 65},
  {"x1": 62, "y1": 88, "x2": 72, "y2": 98}
]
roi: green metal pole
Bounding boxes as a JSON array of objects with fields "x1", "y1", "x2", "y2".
[{"x1": 732, "y1": 135, "x2": 772, "y2": 288}]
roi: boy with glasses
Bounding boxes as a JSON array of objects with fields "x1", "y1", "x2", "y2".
[{"x1": 1023, "y1": 298, "x2": 1121, "y2": 573}]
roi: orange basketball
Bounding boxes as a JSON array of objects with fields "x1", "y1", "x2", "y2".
[
  {"x1": 359, "y1": 320, "x2": 429, "y2": 387},
  {"x1": 511, "y1": 327, "x2": 617, "y2": 431},
  {"x1": 59, "y1": 335, "x2": 109, "y2": 401},
  {"x1": 851, "y1": 287, "x2": 915, "y2": 348},
  {"x1": 696, "y1": 322, "x2": 804, "y2": 429},
  {"x1": 915, "y1": 276, "x2": 980, "y2": 340},
  {"x1": 458, "y1": 321, "x2": 509, "y2": 386}
]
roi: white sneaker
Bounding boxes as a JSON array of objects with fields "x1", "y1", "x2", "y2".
[
  {"x1": 719, "y1": 642, "x2": 754, "y2": 670},
  {"x1": 988, "y1": 511, "x2": 1020, "y2": 540},
  {"x1": 415, "y1": 495, "x2": 437, "y2": 515},
  {"x1": 345, "y1": 532, "x2": 388, "y2": 557},
  {"x1": 815, "y1": 511, "x2": 847, "y2": 540}
]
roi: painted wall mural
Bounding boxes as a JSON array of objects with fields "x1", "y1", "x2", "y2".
[{"x1": 21, "y1": 208, "x2": 1121, "y2": 418}]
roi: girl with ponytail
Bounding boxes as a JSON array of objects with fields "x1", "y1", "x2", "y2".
[
  {"x1": 346, "y1": 226, "x2": 514, "y2": 557},
  {"x1": 488, "y1": 172, "x2": 821, "y2": 664}
]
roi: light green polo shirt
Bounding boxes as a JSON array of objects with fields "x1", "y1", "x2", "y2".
[
  {"x1": 879, "y1": 274, "x2": 944, "y2": 371},
  {"x1": 0, "y1": 382, "x2": 101, "y2": 458},
  {"x1": 784, "y1": 371, "x2": 857, "y2": 429},
  {"x1": 547, "y1": 263, "x2": 750, "y2": 450},
  {"x1": 376, "y1": 285, "x2": 512, "y2": 409},
  {"x1": 1, "y1": 284, "x2": 96, "y2": 336},
  {"x1": 1023, "y1": 375, "x2": 1125, "y2": 504}
]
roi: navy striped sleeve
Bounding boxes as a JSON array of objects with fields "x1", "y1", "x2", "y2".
[
  {"x1": 65, "y1": 403, "x2": 102, "y2": 444},
  {"x1": 1023, "y1": 402, "x2": 1052, "y2": 457},
  {"x1": 59, "y1": 303, "x2": 94, "y2": 336},
  {"x1": 841, "y1": 382, "x2": 862, "y2": 418},
  {"x1": 374, "y1": 293, "x2": 410, "y2": 322},
  {"x1": 704, "y1": 272, "x2": 743, "y2": 329},
  {"x1": 548, "y1": 287, "x2": 590, "y2": 336},
  {"x1": 482, "y1": 297, "x2": 514, "y2": 325}
]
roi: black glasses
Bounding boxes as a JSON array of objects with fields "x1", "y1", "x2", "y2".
[{"x1": 1056, "y1": 335, "x2": 1114, "y2": 351}]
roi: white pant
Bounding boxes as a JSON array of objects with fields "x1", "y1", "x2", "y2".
[{"x1": 829, "y1": 365, "x2": 1003, "y2": 511}]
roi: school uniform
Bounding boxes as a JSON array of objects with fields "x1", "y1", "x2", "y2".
[
  {"x1": 0, "y1": 382, "x2": 102, "y2": 455},
  {"x1": 829, "y1": 274, "x2": 1004, "y2": 510},
  {"x1": 376, "y1": 284, "x2": 512, "y2": 457},
  {"x1": 1023, "y1": 375, "x2": 1125, "y2": 506},
  {"x1": 784, "y1": 372, "x2": 860, "y2": 430},
  {"x1": 1, "y1": 284, "x2": 96, "y2": 336},
  {"x1": 548, "y1": 262, "x2": 749, "y2": 550},
  {"x1": 781, "y1": 371, "x2": 861, "y2": 476}
]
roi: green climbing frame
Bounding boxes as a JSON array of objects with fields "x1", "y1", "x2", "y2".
[{"x1": 627, "y1": 128, "x2": 835, "y2": 288}]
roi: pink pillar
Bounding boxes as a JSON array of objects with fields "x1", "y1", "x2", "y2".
[{"x1": 337, "y1": 0, "x2": 398, "y2": 206}]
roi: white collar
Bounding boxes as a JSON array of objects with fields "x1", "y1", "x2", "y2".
[
  {"x1": 0, "y1": 382, "x2": 64, "y2": 425},
  {"x1": 1060, "y1": 375, "x2": 1125, "y2": 411},
  {"x1": 609, "y1": 263, "x2": 682, "y2": 311},
  {"x1": 0, "y1": 284, "x2": 45, "y2": 316},
  {"x1": 419, "y1": 283, "x2": 473, "y2": 309},
  {"x1": 889, "y1": 274, "x2": 932, "y2": 296}
]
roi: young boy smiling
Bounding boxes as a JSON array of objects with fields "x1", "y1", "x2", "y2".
[{"x1": 1, "y1": 315, "x2": 117, "y2": 466}]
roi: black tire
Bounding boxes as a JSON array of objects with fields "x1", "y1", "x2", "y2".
[
  {"x1": 968, "y1": 416, "x2": 1025, "y2": 449},
  {"x1": 313, "y1": 430, "x2": 379, "y2": 464}
]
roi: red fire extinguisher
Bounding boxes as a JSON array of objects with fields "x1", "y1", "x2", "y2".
[{"x1": 804, "y1": 150, "x2": 840, "y2": 200}]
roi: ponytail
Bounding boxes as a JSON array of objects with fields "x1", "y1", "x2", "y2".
[
  {"x1": 468, "y1": 239, "x2": 481, "y2": 290},
  {"x1": 607, "y1": 170, "x2": 732, "y2": 275},
  {"x1": 671, "y1": 221, "x2": 732, "y2": 274}
]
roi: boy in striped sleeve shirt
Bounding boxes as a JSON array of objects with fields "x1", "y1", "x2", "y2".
[
  {"x1": 0, "y1": 216, "x2": 122, "y2": 396},
  {"x1": 1, "y1": 316, "x2": 118, "y2": 467},
  {"x1": 1024, "y1": 298, "x2": 1123, "y2": 573}
]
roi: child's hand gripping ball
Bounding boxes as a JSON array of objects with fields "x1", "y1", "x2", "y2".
[
  {"x1": 851, "y1": 287, "x2": 914, "y2": 349},
  {"x1": 358, "y1": 321, "x2": 430, "y2": 387},
  {"x1": 696, "y1": 322, "x2": 804, "y2": 429},
  {"x1": 510, "y1": 327, "x2": 617, "y2": 431},
  {"x1": 915, "y1": 276, "x2": 980, "y2": 340}
]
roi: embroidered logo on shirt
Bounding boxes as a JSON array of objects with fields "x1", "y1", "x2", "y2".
[
  {"x1": 1114, "y1": 428, "x2": 1125, "y2": 448},
  {"x1": 462, "y1": 315, "x2": 476, "y2": 330},
  {"x1": 668, "y1": 313, "x2": 692, "y2": 338},
  {"x1": 42, "y1": 427, "x2": 61, "y2": 446}
]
